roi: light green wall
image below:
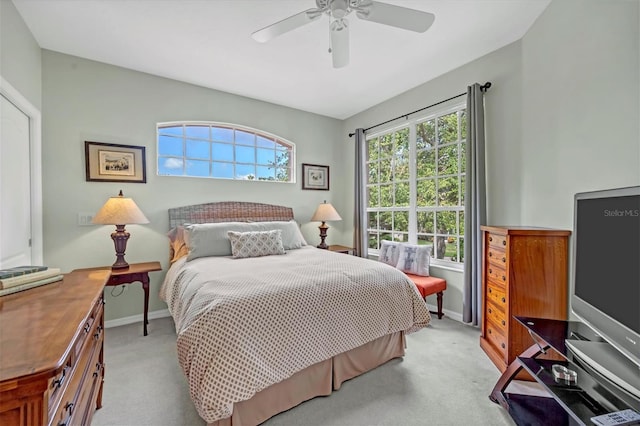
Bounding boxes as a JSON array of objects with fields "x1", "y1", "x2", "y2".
[
  {"x1": 0, "y1": 0, "x2": 41, "y2": 109},
  {"x1": 41, "y1": 51, "x2": 344, "y2": 321},
  {"x1": 340, "y1": 0, "x2": 639, "y2": 319}
]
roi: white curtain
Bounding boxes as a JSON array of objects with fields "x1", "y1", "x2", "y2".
[
  {"x1": 463, "y1": 83, "x2": 487, "y2": 325},
  {"x1": 353, "y1": 128, "x2": 367, "y2": 257}
]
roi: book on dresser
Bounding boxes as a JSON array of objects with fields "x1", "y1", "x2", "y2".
[
  {"x1": 0, "y1": 265, "x2": 47, "y2": 279},
  {"x1": 0, "y1": 267, "x2": 62, "y2": 289},
  {"x1": 479, "y1": 226, "x2": 571, "y2": 374}
]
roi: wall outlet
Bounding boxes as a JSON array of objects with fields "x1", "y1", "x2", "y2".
[{"x1": 77, "y1": 212, "x2": 95, "y2": 226}]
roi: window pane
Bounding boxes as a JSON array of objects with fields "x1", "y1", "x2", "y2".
[
  {"x1": 368, "y1": 138, "x2": 379, "y2": 161},
  {"x1": 158, "y1": 135, "x2": 183, "y2": 156},
  {"x1": 379, "y1": 157, "x2": 392, "y2": 183},
  {"x1": 380, "y1": 232, "x2": 392, "y2": 244},
  {"x1": 394, "y1": 211, "x2": 409, "y2": 232},
  {"x1": 437, "y1": 112, "x2": 458, "y2": 144},
  {"x1": 459, "y1": 142, "x2": 466, "y2": 173},
  {"x1": 159, "y1": 126, "x2": 183, "y2": 136},
  {"x1": 368, "y1": 232, "x2": 379, "y2": 249},
  {"x1": 368, "y1": 186, "x2": 379, "y2": 207},
  {"x1": 417, "y1": 211, "x2": 434, "y2": 233},
  {"x1": 367, "y1": 162, "x2": 378, "y2": 184},
  {"x1": 236, "y1": 145, "x2": 255, "y2": 163},
  {"x1": 438, "y1": 144, "x2": 458, "y2": 175},
  {"x1": 436, "y1": 211, "x2": 457, "y2": 235},
  {"x1": 256, "y1": 166, "x2": 275, "y2": 181},
  {"x1": 186, "y1": 160, "x2": 209, "y2": 177},
  {"x1": 418, "y1": 235, "x2": 434, "y2": 251},
  {"x1": 380, "y1": 184, "x2": 393, "y2": 207},
  {"x1": 212, "y1": 142, "x2": 233, "y2": 162},
  {"x1": 396, "y1": 128, "x2": 409, "y2": 155},
  {"x1": 257, "y1": 136, "x2": 275, "y2": 149},
  {"x1": 257, "y1": 148, "x2": 275, "y2": 165},
  {"x1": 395, "y1": 155, "x2": 410, "y2": 180},
  {"x1": 185, "y1": 125, "x2": 209, "y2": 139},
  {"x1": 275, "y1": 150, "x2": 291, "y2": 168},
  {"x1": 417, "y1": 179, "x2": 435, "y2": 206},
  {"x1": 275, "y1": 168, "x2": 290, "y2": 182},
  {"x1": 380, "y1": 212, "x2": 392, "y2": 231},
  {"x1": 445, "y1": 236, "x2": 459, "y2": 261},
  {"x1": 416, "y1": 120, "x2": 435, "y2": 149},
  {"x1": 368, "y1": 212, "x2": 378, "y2": 229},
  {"x1": 395, "y1": 182, "x2": 410, "y2": 206},
  {"x1": 458, "y1": 237, "x2": 465, "y2": 263},
  {"x1": 212, "y1": 127, "x2": 233, "y2": 142},
  {"x1": 158, "y1": 157, "x2": 183, "y2": 175},
  {"x1": 186, "y1": 140, "x2": 209, "y2": 159},
  {"x1": 212, "y1": 162, "x2": 233, "y2": 179},
  {"x1": 460, "y1": 175, "x2": 466, "y2": 205},
  {"x1": 438, "y1": 177, "x2": 459, "y2": 206},
  {"x1": 460, "y1": 111, "x2": 467, "y2": 141},
  {"x1": 380, "y1": 134, "x2": 393, "y2": 157},
  {"x1": 459, "y1": 211, "x2": 465, "y2": 236},
  {"x1": 236, "y1": 164, "x2": 255, "y2": 179},
  {"x1": 417, "y1": 149, "x2": 435, "y2": 178},
  {"x1": 236, "y1": 130, "x2": 255, "y2": 146}
]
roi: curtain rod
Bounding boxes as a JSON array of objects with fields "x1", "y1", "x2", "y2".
[{"x1": 348, "y1": 81, "x2": 492, "y2": 137}]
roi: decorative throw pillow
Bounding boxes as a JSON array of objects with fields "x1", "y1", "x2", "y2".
[
  {"x1": 379, "y1": 240, "x2": 401, "y2": 267},
  {"x1": 396, "y1": 244, "x2": 432, "y2": 277},
  {"x1": 227, "y1": 230, "x2": 285, "y2": 259},
  {"x1": 167, "y1": 226, "x2": 189, "y2": 264}
]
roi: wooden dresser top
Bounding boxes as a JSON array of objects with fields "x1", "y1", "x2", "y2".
[{"x1": 0, "y1": 269, "x2": 109, "y2": 383}]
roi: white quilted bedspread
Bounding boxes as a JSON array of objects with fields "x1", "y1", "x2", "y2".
[{"x1": 160, "y1": 246, "x2": 431, "y2": 423}]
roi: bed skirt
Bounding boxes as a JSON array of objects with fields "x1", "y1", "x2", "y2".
[{"x1": 209, "y1": 331, "x2": 406, "y2": 426}]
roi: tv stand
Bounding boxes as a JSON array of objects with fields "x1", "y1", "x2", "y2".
[{"x1": 490, "y1": 316, "x2": 640, "y2": 426}]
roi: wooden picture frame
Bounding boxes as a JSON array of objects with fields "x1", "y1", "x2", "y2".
[
  {"x1": 85, "y1": 141, "x2": 146, "y2": 183},
  {"x1": 302, "y1": 163, "x2": 329, "y2": 190}
]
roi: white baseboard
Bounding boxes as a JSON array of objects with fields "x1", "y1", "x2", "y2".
[
  {"x1": 104, "y1": 308, "x2": 171, "y2": 329},
  {"x1": 426, "y1": 303, "x2": 463, "y2": 323}
]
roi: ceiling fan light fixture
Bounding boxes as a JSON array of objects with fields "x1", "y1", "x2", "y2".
[{"x1": 330, "y1": 0, "x2": 349, "y2": 19}]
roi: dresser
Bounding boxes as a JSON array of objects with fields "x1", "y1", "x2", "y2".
[
  {"x1": 479, "y1": 226, "x2": 571, "y2": 373},
  {"x1": 0, "y1": 269, "x2": 109, "y2": 426}
]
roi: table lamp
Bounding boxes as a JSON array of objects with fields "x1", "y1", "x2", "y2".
[
  {"x1": 92, "y1": 190, "x2": 149, "y2": 269},
  {"x1": 310, "y1": 200, "x2": 342, "y2": 249}
]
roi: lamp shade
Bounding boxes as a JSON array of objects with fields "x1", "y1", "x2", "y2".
[
  {"x1": 92, "y1": 190, "x2": 149, "y2": 225},
  {"x1": 311, "y1": 202, "x2": 342, "y2": 222}
]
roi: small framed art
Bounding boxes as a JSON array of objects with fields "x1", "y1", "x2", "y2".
[
  {"x1": 302, "y1": 163, "x2": 329, "y2": 190},
  {"x1": 85, "y1": 141, "x2": 147, "y2": 183}
]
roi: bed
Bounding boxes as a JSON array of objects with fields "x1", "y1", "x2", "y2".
[{"x1": 160, "y1": 201, "x2": 431, "y2": 426}]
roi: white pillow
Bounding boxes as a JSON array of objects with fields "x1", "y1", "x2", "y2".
[
  {"x1": 396, "y1": 244, "x2": 432, "y2": 277},
  {"x1": 227, "y1": 230, "x2": 285, "y2": 259},
  {"x1": 379, "y1": 241, "x2": 401, "y2": 267},
  {"x1": 184, "y1": 220, "x2": 306, "y2": 261}
]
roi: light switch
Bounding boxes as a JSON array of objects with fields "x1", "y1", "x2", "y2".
[{"x1": 77, "y1": 212, "x2": 95, "y2": 226}]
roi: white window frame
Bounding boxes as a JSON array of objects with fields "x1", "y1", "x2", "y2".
[
  {"x1": 365, "y1": 99, "x2": 466, "y2": 270},
  {"x1": 157, "y1": 121, "x2": 296, "y2": 183}
]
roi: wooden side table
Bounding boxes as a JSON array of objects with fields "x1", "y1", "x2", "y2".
[
  {"x1": 328, "y1": 245, "x2": 354, "y2": 255},
  {"x1": 106, "y1": 261, "x2": 161, "y2": 336}
]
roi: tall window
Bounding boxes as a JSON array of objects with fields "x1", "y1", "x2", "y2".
[
  {"x1": 366, "y1": 102, "x2": 466, "y2": 267},
  {"x1": 157, "y1": 122, "x2": 295, "y2": 182}
]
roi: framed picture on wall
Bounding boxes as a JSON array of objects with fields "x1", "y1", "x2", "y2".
[
  {"x1": 302, "y1": 163, "x2": 329, "y2": 190},
  {"x1": 85, "y1": 141, "x2": 147, "y2": 183}
]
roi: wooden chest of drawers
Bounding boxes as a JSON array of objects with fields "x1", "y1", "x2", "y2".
[
  {"x1": 0, "y1": 269, "x2": 109, "y2": 426},
  {"x1": 479, "y1": 226, "x2": 571, "y2": 372}
]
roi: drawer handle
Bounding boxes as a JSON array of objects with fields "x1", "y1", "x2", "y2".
[
  {"x1": 488, "y1": 308, "x2": 492, "y2": 314},
  {"x1": 501, "y1": 343, "x2": 506, "y2": 349},
  {"x1": 94, "y1": 325, "x2": 103, "y2": 340},
  {"x1": 502, "y1": 257, "x2": 506, "y2": 263},
  {"x1": 488, "y1": 288, "x2": 492, "y2": 294},
  {"x1": 501, "y1": 297, "x2": 506, "y2": 303},
  {"x1": 502, "y1": 275, "x2": 506, "y2": 281},
  {"x1": 52, "y1": 366, "x2": 69, "y2": 389},
  {"x1": 93, "y1": 362, "x2": 103, "y2": 378},
  {"x1": 84, "y1": 322, "x2": 91, "y2": 333},
  {"x1": 488, "y1": 329, "x2": 492, "y2": 334},
  {"x1": 489, "y1": 236, "x2": 493, "y2": 242},
  {"x1": 489, "y1": 268, "x2": 492, "y2": 274},
  {"x1": 489, "y1": 252, "x2": 493, "y2": 257},
  {"x1": 64, "y1": 402, "x2": 74, "y2": 413},
  {"x1": 502, "y1": 240, "x2": 506, "y2": 246},
  {"x1": 58, "y1": 415, "x2": 71, "y2": 426},
  {"x1": 502, "y1": 320, "x2": 506, "y2": 326}
]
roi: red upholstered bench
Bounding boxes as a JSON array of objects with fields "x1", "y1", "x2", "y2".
[{"x1": 405, "y1": 274, "x2": 447, "y2": 319}]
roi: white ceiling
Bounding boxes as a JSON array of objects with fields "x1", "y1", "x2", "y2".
[{"x1": 13, "y1": 0, "x2": 550, "y2": 119}]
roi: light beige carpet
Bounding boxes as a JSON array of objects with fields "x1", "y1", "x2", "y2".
[{"x1": 92, "y1": 316, "x2": 521, "y2": 426}]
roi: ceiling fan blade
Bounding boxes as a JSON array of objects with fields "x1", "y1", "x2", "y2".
[
  {"x1": 330, "y1": 19, "x2": 349, "y2": 68},
  {"x1": 252, "y1": 8, "x2": 322, "y2": 43},
  {"x1": 356, "y1": 1, "x2": 435, "y2": 33}
]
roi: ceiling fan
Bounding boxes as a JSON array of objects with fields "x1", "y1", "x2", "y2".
[{"x1": 251, "y1": 0, "x2": 435, "y2": 68}]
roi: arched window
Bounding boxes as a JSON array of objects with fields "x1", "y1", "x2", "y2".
[{"x1": 157, "y1": 122, "x2": 295, "y2": 182}]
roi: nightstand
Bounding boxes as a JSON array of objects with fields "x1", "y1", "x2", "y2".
[
  {"x1": 106, "y1": 261, "x2": 161, "y2": 336},
  {"x1": 328, "y1": 245, "x2": 354, "y2": 255}
]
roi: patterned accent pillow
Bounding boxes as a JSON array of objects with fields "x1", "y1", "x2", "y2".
[
  {"x1": 396, "y1": 244, "x2": 432, "y2": 276},
  {"x1": 379, "y1": 240, "x2": 401, "y2": 267},
  {"x1": 227, "y1": 230, "x2": 285, "y2": 259}
]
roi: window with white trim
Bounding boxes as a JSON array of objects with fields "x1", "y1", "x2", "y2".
[
  {"x1": 157, "y1": 122, "x2": 295, "y2": 182},
  {"x1": 366, "y1": 101, "x2": 466, "y2": 267}
]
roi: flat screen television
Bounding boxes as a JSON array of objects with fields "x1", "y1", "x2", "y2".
[{"x1": 568, "y1": 185, "x2": 640, "y2": 399}]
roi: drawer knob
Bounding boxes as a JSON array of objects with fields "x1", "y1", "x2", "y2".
[
  {"x1": 501, "y1": 343, "x2": 506, "y2": 349},
  {"x1": 488, "y1": 288, "x2": 492, "y2": 293},
  {"x1": 502, "y1": 320, "x2": 506, "y2": 326},
  {"x1": 489, "y1": 252, "x2": 493, "y2": 257},
  {"x1": 488, "y1": 308, "x2": 492, "y2": 314},
  {"x1": 501, "y1": 297, "x2": 506, "y2": 303},
  {"x1": 489, "y1": 268, "x2": 492, "y2": 274},
  {"x1": 65, "y1": 402, "x2": 74, "y2": 413},
  {"x1": 488, "y1": 329, "x2": 492, "y2": 334},
  {"x1": 502, "y1": 240, "x2": 506, "y2": 246},
  {"x1": 489, "y1": 236, "x2": 493, "y2": 242},
  {"x1": 502, "y1": 275, "x2": 506, "y2": 281},
  {"x1": 502, "y1": 257, "x2": 506, "y2": 263},
  {"x1": 84, "y1": 322, "x2": 90, "y2": 333}
]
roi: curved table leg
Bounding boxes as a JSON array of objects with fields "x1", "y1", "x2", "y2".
[
  {"x1": 142, "y1": 273, "x2": 150, "y2": 336},
  {"x1": 489, "y1": 342, "x2": 550, "y2": 409}
]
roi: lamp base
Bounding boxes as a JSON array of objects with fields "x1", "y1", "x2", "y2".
[
  {"x1": 317, "y1": 222, "x2": 329, "y2": 249},
  {"x1": 111, "y1": 225, "x2": 131, "y2": 269}
]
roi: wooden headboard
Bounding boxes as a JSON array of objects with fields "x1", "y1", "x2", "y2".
[{"x1": 168, "y1": 201, "x2": 294, "y2": 229}]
